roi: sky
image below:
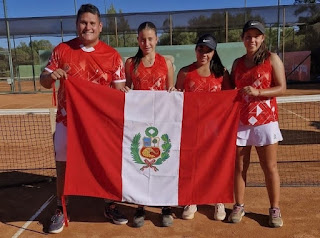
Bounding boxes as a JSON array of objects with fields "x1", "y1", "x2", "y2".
[{"x1": 0, "y1": 0, "x2": 295, "y2": 18}]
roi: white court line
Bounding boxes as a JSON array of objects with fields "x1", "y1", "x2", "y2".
[{"x1": 11, "y1": 195, "x2": 55, "y2": 238}]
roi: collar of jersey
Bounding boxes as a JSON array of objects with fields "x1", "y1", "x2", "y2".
[{"x1": 80, "y1": 44, "x2": 95, "y2": 52}]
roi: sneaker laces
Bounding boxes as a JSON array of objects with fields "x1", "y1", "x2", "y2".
[
  {"x1": 216, "y1": 203, "x2": 224, "y2": 213},
  {"x1": 270, "y1": 208, "x2": 281, "y2": 218},
  {"x1": 232, "y1": 205, "x2": 243, "y2": 214},
  {"x1": 51, "y1": 209, "x2": 63, "y2": 223}
]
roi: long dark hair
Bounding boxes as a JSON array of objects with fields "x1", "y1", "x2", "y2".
[
  {"x1": 209, "y1": 51, "x2": 225, "y2": 78},
  {"x1": 132, "y1": 21, "x2": 157, "y2": 73},
  {"x1": 252, "y1": 41, "x2": 269, "y2": 65}
]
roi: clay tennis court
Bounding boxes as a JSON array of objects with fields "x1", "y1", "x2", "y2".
[{"x1": 0, "y1": 84, "x2": 320, "y2": 237}]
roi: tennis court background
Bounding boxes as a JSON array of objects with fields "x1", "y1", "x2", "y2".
[{"x1": 0, "y1": 90, "x2": 319, "y2": 188}]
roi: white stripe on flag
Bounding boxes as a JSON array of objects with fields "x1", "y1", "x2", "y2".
[{"x1": 122, "y1": 90, "x2": 184, "y2": 206}]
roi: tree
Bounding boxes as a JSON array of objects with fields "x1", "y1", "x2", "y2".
[
  {"x1": 294, "y1": 0, "x2": 320, "y2": 3},
  {"x1": 100, "y1": 3, "x2": 135, "y2": 47},
  {"x1": 294, "y1": 1, "x2": 320, "y2": 78}
]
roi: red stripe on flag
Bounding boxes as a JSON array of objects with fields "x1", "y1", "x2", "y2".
[
  {"x1": 64, "y1": 77, "x2": 124, "y2": 200},
  {"x1": 179, "y1": 90, "x2": 240, "y2": 205}
]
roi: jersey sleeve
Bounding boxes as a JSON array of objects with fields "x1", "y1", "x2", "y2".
[
  {"x1": 44, "y1": 44, "x2": 63, "y2": 73},
  {"x1": 112, "y1": 52, "x2": 126, "y2": 83}
]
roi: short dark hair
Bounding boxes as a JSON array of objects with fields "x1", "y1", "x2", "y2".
[{"x1": 76, "y1": 4, "x2": 101, "y2": 23}]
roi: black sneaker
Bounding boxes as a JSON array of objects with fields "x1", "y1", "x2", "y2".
[
  {"x1": 133, "y1": 207, "x2": 146, "y2": 228},
  {"x1": 104, "y1": 204, "x2": 128, "y2": 225},
  {"x1": 161, "y1": 207, "x2": 173, "y2": 227},
  {"x1": 48, "y1": 209, "x2": 66, "y2": 234}
]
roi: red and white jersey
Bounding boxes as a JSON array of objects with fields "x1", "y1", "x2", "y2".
[
  {"x1": 45, "y1": 38, "x2": 125, "y2": 125},
  {"x1": 234, "y1": 54, "x2": 278, "y2": 126},
  {"x1": 183, "y1": 62, "x2": 223, "y2": 92},
  {"x1": 128, "y1": 53, "x2": 168, "y2": 90}
]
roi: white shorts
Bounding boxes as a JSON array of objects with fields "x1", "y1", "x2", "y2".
[
  {"x1": 236, "y1": 121, "x2": 283, "y2": 147},
  {"x1": 54, "y1": 122, "x2": 67, "y2": 161}
]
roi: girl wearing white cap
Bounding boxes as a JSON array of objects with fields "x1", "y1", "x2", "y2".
[
  {"x1": 228, "y1": 20, "x2": 286, "y2": 228},
  {"x1": 175, "y1": 33, "x2": 231, "y2": 221}
]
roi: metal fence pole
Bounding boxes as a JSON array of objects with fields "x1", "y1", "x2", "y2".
[
  {"x1": 225, "y1": 11, "x2": 228, "y2": 43},
  {"x1": 29, "y1": 35, "x2": 36, "y2": 92},
  {"x1": 169, "y1": 14, "x2": 173, "y2": 46},
  {"x1": 282, "y1": 7, "x2": 286, "y2": 65},
  {"x1": 277, "y1": 0, "x2": 281, "y2": 56},
  {"x1": 2, "y1": 0, "x2": 15, "y2": 92}
]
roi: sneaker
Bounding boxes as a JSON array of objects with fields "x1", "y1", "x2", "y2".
[
  {"x1": 269, "y1": 207, "x2": 283, "y2": 228},
  {"x1": 48, "y1": 209, "x2": 66, "y2": 234},
  {"x1": 104, "y1": 204, "x2": 128, "y2": 225},
  {"x1": 161, "y1": 207, "x2": 173, "y2": 227},
  {"x1": 182, "y1": 205, "x2": 197, "y2": 220},
  {"x1": 214, "y1": 203, "x2": 226, "y2": 221},
  {"x1": 133, "y1": 207, "x2": 146, "y2": 228},
  {"x1": 228, "y1": 204, "x2": 245, "y2": 223}
]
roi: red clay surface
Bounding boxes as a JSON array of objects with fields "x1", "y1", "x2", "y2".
[
  {"x1": 1, "y1": 84, "x2": 320, "y2": 237},
  {"x1": 0, "y1": 183, "x2": 319, "y2": 238}
]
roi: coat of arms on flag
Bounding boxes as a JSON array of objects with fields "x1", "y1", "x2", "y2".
[{"x1": 131, "y1": 126, "x2": 172, "y2": 172}]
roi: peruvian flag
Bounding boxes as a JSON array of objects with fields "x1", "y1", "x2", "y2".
[{"x1": 64, "y1": 77, "x2": 240, "y2": 206}]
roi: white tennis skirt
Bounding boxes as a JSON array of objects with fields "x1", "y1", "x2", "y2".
[{"x1": 236, "y1": 121, "x2": 283, "y2": 147}]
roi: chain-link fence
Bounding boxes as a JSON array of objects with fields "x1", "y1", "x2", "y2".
[{"x1": 0, "y1": 4, "x2": 319, "y2": 92}]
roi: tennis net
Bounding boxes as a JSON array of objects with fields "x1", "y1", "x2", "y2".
[
  {"x1": 0, "y1": 109, "x2": 56, "y2": 187},
  {"x1": 247, "y1": 94, "x2": 320, "y2": 186},
  {"x1": 0, "y1": 94, "x2": 319, "y2": 187}
]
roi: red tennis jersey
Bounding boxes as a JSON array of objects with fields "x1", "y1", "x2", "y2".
[
  {"x1": 183, "y1": 62, "x2": 223, "y2": 92},
  {"x1": 234, "y1": 55, "x2": 278, "y2": 126},
  {"x1": 45, "y1": 38, "x2": 125, "y2": 126},
  {"x1": 128, "y1": 53, "x2": 168, "y2": 90}
]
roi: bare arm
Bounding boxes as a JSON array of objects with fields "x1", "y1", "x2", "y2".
[
  {"x1": 175, "y1": 66, "x2": 188, "y2": 91},
  {"x1": 165, "y1": 58, "x2": 175, "y2": 92},
  {"x1": 242, "y1": 53, "x2": 286, "y2": 97},
  {"x1": 229, "y1": 58, "x2": 240, "y2": 89},
  {"x1": 120, "y1": 58, "x2": 133, "y2": 92},
  {"x1": 40, "y1": 68, "x2": 68, "y2": 89}
]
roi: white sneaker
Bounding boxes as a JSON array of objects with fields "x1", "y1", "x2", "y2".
[
  {"x1": 182, "y1": 205, "x2": 197, "y2": 220},
  {"x1": 214, "y1": 203, "x2": 226, "y2": 221}
]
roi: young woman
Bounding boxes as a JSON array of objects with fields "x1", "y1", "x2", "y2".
[
  {"x1": 123, "y1": 21, "x2": 175, "y2": 228},
  {"x1": 175, "y1": 33, "x2": 231, "y2": 221},
  {"x1": 228, "y1": 20, "x2": 286, "y2": 228}
]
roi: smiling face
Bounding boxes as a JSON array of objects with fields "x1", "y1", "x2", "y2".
[
  {"x1": 242, "y1": 28, "x2": 265, "y2": 55},
  {"x1": 137, "y1": 28, "x2": 158, "y2": 55},
  {"x1": 195, "y1": 45, "x2": 214, "y2": 65},
  {"x1": 76, "y1": 12, "x2": 102, "y2": 47}
]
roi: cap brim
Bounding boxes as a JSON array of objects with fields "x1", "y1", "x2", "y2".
[{"x1": 196, "y1": 42, "x2": 216, "y2": 50}]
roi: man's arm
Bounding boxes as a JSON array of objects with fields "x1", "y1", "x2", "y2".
[{"x1": 40, "y1": 68, "x2": 68, "y2": 89}]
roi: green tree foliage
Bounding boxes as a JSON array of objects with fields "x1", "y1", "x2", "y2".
[
  {"x1": 100, "y1": 3, "x2": 136, "y2": 47},
  {"x1": 294, "y1": 0, "x2": 320, "y2": 3},
  {"x1": 14, "y1": 40, "x2": 54, "y2": 65},
  {"x1": 159, "y1": 32, "x2": 197, "y2": 45},
  {"x1": 0, "y1": 40, "x2": 53, "y2": 77},
  {"x1": 293, "y1": 1, "x2": 320, "y2": 78},
  {"x1": 160, "y1": 10, "x2": 264, "y2": 45}
]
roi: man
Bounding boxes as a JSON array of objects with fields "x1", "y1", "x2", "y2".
[{"x1": 40, "y1": 4, "x2": 127, "y2": 234}]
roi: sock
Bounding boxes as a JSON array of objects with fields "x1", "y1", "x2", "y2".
[{"x1": 57, "y1": 197, "x2": 69, "y2": 212}]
